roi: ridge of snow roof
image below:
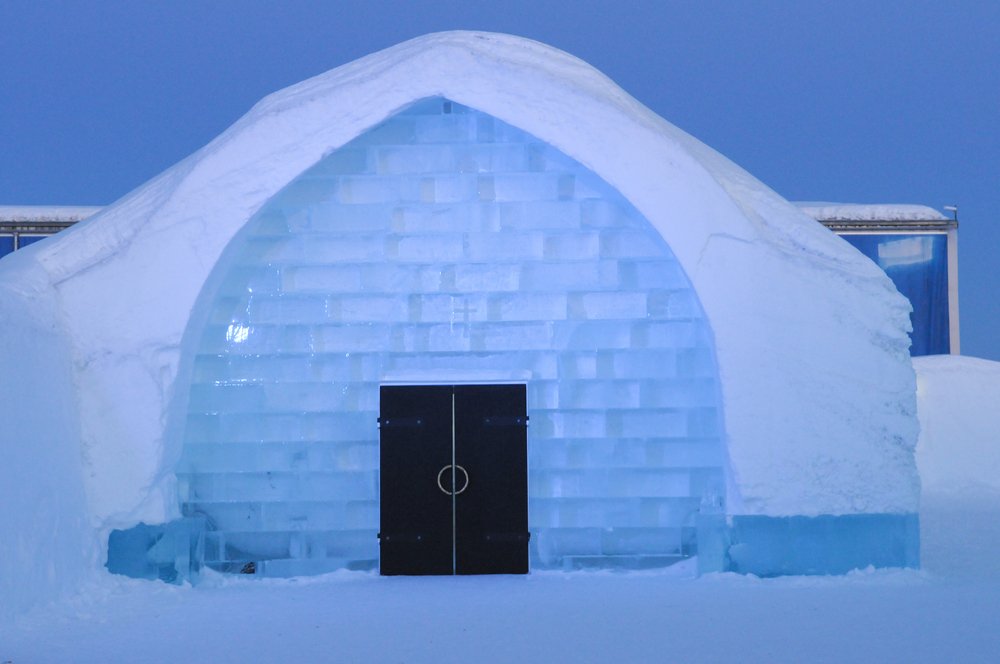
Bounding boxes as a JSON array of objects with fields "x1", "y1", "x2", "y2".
[
  {"x1": 794, "y1": 202, "x2": 948, "y2": 222},
  {"x1": 30, "y1": 30, "x2": 877, "y2": 283},
  {"x1": 0, "y1": 206, "x2": 103, "y2": 222}
]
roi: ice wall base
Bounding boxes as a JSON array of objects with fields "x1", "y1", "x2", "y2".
[
  {"x1": 714, "y1": 513, "x2": 920, "y2": 576},
  {"x1": 106, "y1": 512, "x2": 918, "y2": 582},
  {"x1": 106, "y1": 518, "x2": 206, "y2": 584}
]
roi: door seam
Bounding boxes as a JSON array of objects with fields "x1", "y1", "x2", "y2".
[{"x1": 451, "y1": 389, "x2": 457, "y2": 575}]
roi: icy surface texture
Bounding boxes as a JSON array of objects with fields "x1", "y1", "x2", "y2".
[
  {"x1": 727, "y1": 513, "x2": 919, "y2": 576},
  {"x1": 107, "y1": 518, "x2": 206, "y2": 584},
  {"x1": 177, "y1": 99, "x2": 725, "y2": 574}
]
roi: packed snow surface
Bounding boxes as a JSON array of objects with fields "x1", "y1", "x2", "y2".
[
  {"x1": 794, "y1": 202, "x2": 948, "y2": 222},
  {"x1": 915, "y1": 355, "x2": 1000, "y2": 494},
  {"x1": 0, "y1": 274, "x2": 97, "y2": 621},
  {"x1": 3, "y1": 491, "x2": 999, "y2": 663}
]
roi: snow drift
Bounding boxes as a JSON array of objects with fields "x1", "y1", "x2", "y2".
[
  {"x1": 915, "y1": 355, "x2": 1000, "y2": 495},
  {"x1": 0, "y1": 257, "x2": 98, "y2": 619}
]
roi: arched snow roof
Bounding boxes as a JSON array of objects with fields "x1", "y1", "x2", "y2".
[{"x1": 0, "y1": 31, "x2": 919, "y2": 526}]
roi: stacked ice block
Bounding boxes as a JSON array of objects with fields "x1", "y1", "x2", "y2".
[{"x1": 177, "y1": 98, "x2": 726, "y2": 575}]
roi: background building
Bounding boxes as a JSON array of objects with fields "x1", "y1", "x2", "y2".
[
  {"x1": 0, "y1": 206, "x2": 101, "y2": 257},
  {"x1": 800, "y1": 203, "x2": 959, "y2": 356},
  {"x1": 2, "y1": 203, "x2": 958, "y2": 359}
]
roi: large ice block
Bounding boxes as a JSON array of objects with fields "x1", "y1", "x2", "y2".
[
  {"x1": 106, "y1": 518, "x2": 206, "y2": 584},
  {"x1": 727, "y1": 514, "x2": 920, "y2": 576}
]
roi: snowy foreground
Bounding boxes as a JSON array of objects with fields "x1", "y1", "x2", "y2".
[{"x1": 3, "y1": 491, "x2": 999, "y2": 663}]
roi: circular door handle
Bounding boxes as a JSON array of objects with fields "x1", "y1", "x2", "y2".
[
  {"x1": 436, "y1": 464, "x2": 469, "y2": 496},
  {"x1": 453, "y1": 465, "x2": 469, "y2": 495}
]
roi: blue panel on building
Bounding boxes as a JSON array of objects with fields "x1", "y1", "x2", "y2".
[
  {"x1": 18, "y1": 235, "x2": 47, "y2": 248},
  {"x1": 841, "y1": 234, "x2": 949, "y2": 356},
  {"x1": 0, "y1": 235, "x2": 14, "y2": 258}
]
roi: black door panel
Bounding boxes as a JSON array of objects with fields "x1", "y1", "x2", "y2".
[
  {"x1": 378, "y1": 385, "x2": 454, "y2": 575},
  {"x1": 379, "y1": 384, "x2": 528, "y2": 575},
  {"x1": 454, "y1": 385, "x2": 529, "y2": 574}
]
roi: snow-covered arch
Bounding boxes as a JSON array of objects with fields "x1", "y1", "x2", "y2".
[
  {"x1": 0, "y1": 32, "x2": 920, "y2": 591},
  {"x1": 172, "y1": 96, "x2": 729, "y2": 574}
]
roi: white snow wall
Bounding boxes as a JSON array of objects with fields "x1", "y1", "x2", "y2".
[
  {"x1": 0, "y1": 257, "x2": 97, "y2": 620},
  {"x1": 0, "y1": 31, "x2": 920, "y2": 577}
]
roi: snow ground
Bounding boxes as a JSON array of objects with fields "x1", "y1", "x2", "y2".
[{"x1": 4, "y1": 491, "x2": 998, "y2": 664}]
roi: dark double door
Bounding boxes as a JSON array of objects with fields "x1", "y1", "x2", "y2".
[{"x1": 378, "y1": 384, "x2": 529, "y2": 575}]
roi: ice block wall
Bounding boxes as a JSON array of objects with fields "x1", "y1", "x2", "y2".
[{"x1": 177, "y1": 98, "x2": 726, "y2": 575}]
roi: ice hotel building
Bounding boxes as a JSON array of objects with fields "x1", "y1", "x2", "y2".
[{"x1": 0, "y1": 32, "x2": 921, "y2": 585}]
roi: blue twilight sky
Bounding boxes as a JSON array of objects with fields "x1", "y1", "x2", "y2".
[{"x1": 1, "y1": 1, "x2": 998, "y2": 359}]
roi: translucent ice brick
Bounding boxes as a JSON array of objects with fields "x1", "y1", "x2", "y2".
[
  {"x1": 306, "y1": 203, "x2": 392, "y2": 232},
  {"x1": 465, "y1": 231, "x2": 544, "y2": 261},
  {"x1": 106, "y1": 518, "x2": 206, "y2": 584},
  {"x1": 499, "y1": 201, "x2": 581, "y2": 230},
  {"x1": 249, "y1": 295, "x2": 329, "y2": 325},
  {"x1": 413, "y1": 113, "x2": 476, "y2": 142},
  {"x1": 376, "y1": 145, "x2": 456, "y2": 175},
  {"x1": 543, "y1": 232, "x2": 600, "y2": 260},
  {"x1": 568, "y1": 292, "x2": 647, "y2": 320},
  {"x1": 328, "y1": 294, "x2": 408, "y2": 323},
  {"x1": 600, "y1": 230, "x2": 664, "y2": 258},
  {"x1": 453, "y1": 264, "x2": 521, "y2": 291},
  {"x1": 337, "y1": 176, "x2": 402, "y2": 204},
  {"x1": 486, "y1": 293, "x2": 567, "y2": 322},
  {"x1": 281, "y1": 265, "x2": 363, "y2": 293},
  {"x1": 389, "y1": 234, "x2": 465, "y2": 262},
  {"x1": 470, "y1": 322, "x2": 553, "y2": 352},
  {"x1": 601, "y1": 527, "x2": 683, "y2": 555},
  {"x1": 520, "y1": 261, "x2": 619, "y2": 292},
  {"x1": 491, "y1": 173, "x2": 564, "y2": 201},
  {"x1": 454, "y1": 144, "x2": 529, "y2": 173},
  {"x1": 558, "y1": 380, "x2": 640, "y2": 409}
]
